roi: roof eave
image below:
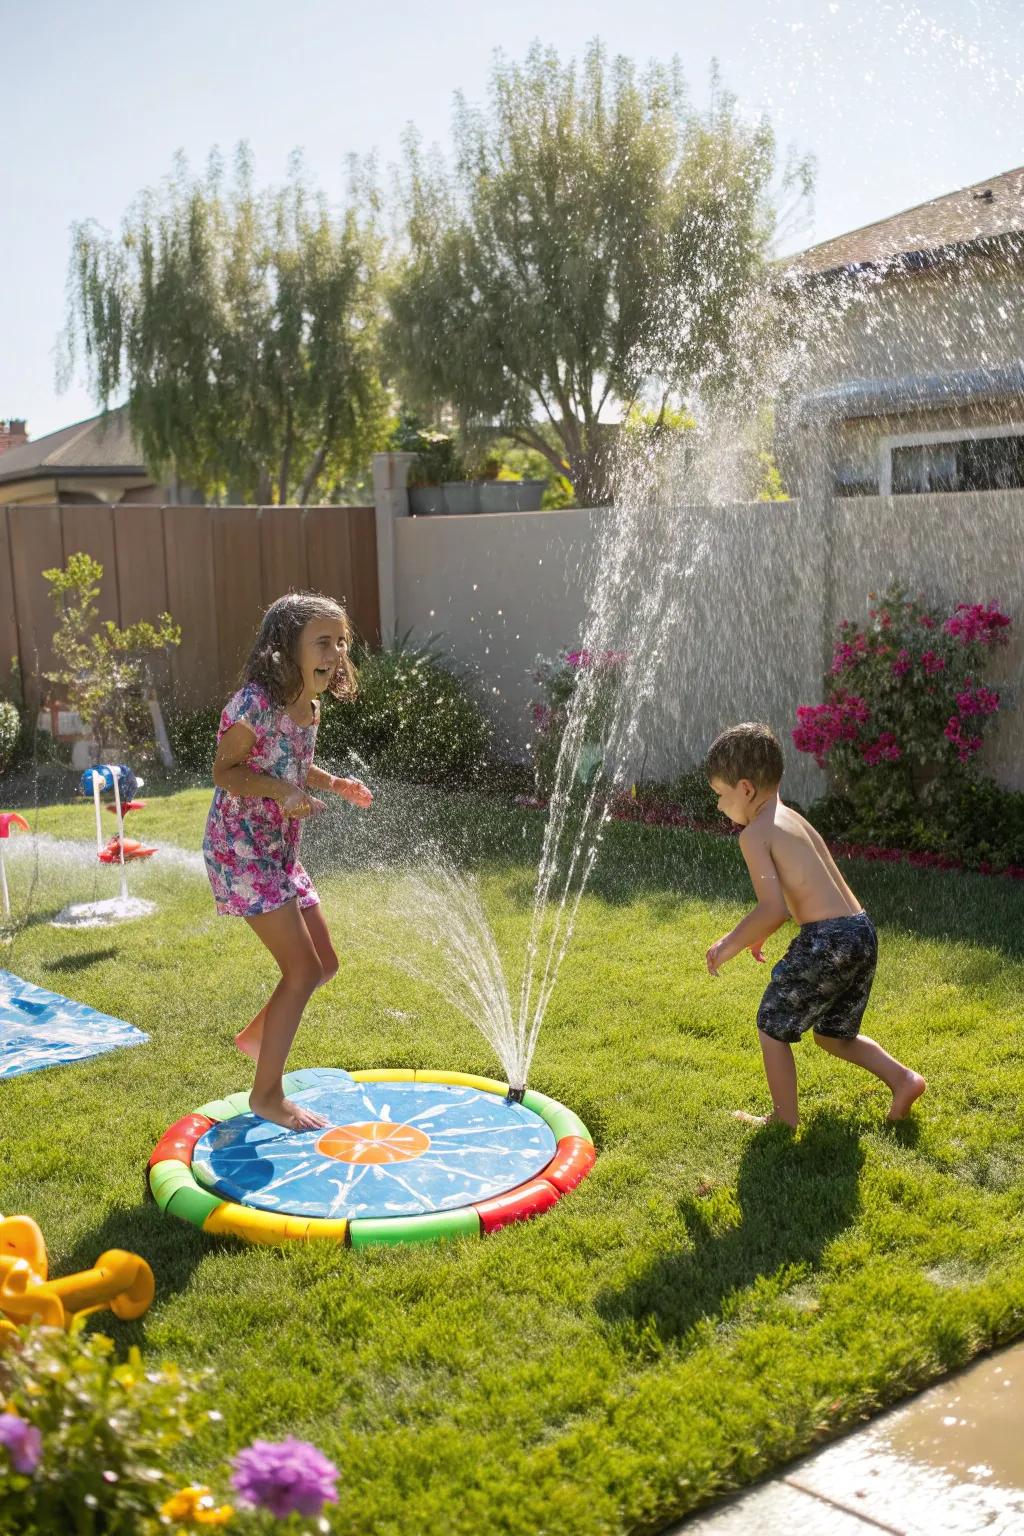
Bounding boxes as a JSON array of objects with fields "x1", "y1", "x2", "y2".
[
  {"x1": 783, "y1": 228, "x2": 1024, "y2": 285},
  {"x1": 0, "y1": 464, "x2": 149, "y2": 487}
]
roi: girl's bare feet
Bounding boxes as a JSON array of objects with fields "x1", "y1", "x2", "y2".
[
  {"x1": 234, "y1": 1021, "x2": 263, "y2": 1061},
  {"x1": 732, "y1": 1109, "x2": 797, "y2": 1129},
  {"x1": 887, "y1": 1070, "x2": 927, "y2": 1121},
  {"x1": 249, "y1": 1094, "x2": 328, "y2": 1132}
]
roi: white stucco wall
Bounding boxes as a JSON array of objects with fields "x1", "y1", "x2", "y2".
[{"x1": 388, "y1": 477, "x2": 1024, "y2": 798}]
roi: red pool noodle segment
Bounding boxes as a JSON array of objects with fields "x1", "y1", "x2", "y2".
[
  {"x1": 476, "y1": 1177, "x2": 562, "y2": 1233},
  {"x1": 541, "y1": 1136, "x2": 597, "y2": 1193}
]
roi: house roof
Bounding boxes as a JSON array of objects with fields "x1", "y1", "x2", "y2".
[
  {"x1": 793, "y1": 362, "x2": 1024, "y2": 425},
  {"x1": 0, "y1": 407, "x2": 147, "y2": 485},
  {"x1": 787, "y1": 164, "x2": 1024, "y2": 278}
]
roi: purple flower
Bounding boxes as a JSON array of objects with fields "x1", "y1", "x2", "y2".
[
  {"x1": 0, "y1": 1413, "x2": 42, "y2": 1475},
  {"x1": 890, "y1": 648, "x2": 911, "y2": 678},
  {"x1": 230, "y1": 1438, "x2": 338, "y2": 1519}
]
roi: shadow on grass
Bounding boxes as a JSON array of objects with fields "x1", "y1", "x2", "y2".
[
  {"x1": 64, "y1": 1196, "x2": 211, "y2": 1349},
  {"x1": 598, "y1": 1114, "x2": 864, "y2": 1349},
  {"x1": 40, "y1": 947, "x2": 119, "y2": 975},
  {"x1": 500, "y1": 813, "x2": 1024, "y2": 961}
]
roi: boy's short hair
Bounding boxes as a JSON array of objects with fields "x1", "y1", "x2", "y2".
[{"x1": 705, "y1": 722, "x2": 784, "y2": 788}]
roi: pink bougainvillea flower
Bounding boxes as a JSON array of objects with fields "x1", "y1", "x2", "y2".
[
  {"x1": 920, "y1": 650, "x2": 946, "y2": 674},
  {"x1": 891, "y1": 649, "x2": 911, "y2": 677},
  {"x1": 955, "y1": 685, "x2": 1000, "y2": 716},
  {"x1": 944, "y1": 602, "x2": 1013, "y2": 646},
  {"x1": 792, "y1": 694, "x2": 870, "y2": 765},
  {"x1": 860, "y1": 731, "x2": 902, "y2": 766}
]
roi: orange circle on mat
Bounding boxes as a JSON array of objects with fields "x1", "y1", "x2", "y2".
[{"x1": 316, "y1": 1121, "x2": 430, "y2": 1164}]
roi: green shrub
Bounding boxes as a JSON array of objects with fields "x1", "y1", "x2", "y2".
[
  {"x1": 407, "y1": 430, "x2": 465, "y2": 487},
  {"x1": 0, "y1": 1322, "x2": 204, "y2": 1535},
  {"x1": 809, "y1": 777, "x2": 1024, "y2": 872},
  {"x1": 0, "y1": 699, "x2": 19, "y2": 775},
  {"x1": 166, "y1": 703, "x2": 221, "y2": 777},
  {"x1": 319, "y1": 641, "x2": 490, "y2": 785},
  {"x1": 663, "y1": 767, "x2": 719, "y2": 820}
]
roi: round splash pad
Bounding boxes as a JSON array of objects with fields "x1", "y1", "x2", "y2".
[{"x1": 148, "y1": 1069, "x2": 595, "y2": 1246}]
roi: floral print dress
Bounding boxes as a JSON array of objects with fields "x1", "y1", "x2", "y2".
[{"x1": 203, "y1": 682, "x2": 320, "y2": 917}]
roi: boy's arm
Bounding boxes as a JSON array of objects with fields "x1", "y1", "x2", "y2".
[{"x1": 707, "y1": 825, "x2": 790, "y2": 974}]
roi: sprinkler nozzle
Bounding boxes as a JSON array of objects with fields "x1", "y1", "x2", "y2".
[{"x1": 506, "y1": 1086, "x2": 526, "y2": 1104}]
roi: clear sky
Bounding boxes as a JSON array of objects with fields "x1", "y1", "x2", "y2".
[{"x1": 3, "y1": 0, "x2": 1021, "y2": 439}]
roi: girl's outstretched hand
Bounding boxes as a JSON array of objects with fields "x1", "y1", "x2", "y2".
[
  {"x1": 332, "y1": 776, "x2": 373, "y2": 809},
  {"x1": 279, "y1": 787, "x2": 325, "y2": 819}
]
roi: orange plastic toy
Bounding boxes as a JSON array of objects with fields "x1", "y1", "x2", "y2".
[
  {"x1": 97, "y1": 836, "x2": 158, "y2": 864},
  {"x1": 0, "y1": 1214, "x2": 154, "y2": 1334}
]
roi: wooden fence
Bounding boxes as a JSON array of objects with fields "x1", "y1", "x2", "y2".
[{"x1": 0, "y1": 503, "x2": 379, "y2": 710}]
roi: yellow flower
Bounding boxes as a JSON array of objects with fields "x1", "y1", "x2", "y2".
[
  {"x1": 160, "y1": 1486, "x2": 233, "y2": 1525},
  {"x1": 195, "y1": 1504, "x2": 233, "y2": 1527}
]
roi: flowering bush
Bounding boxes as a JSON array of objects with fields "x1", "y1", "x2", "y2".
[
  {"x1": 795, "y1": 586, "x2": 1016, "y2": 867},
  {"x1": 530, "y1": 647, "x2": 627, "y2": 796},
  {"x1": 794, "y1": 588, "x2": 1011, "y2": 781},
  {"x1": 0, "y1": 1323, "x2": 340, "y2": 1535},
  {"x1": 0, "y1": 1322, "x2": 204, "y2": 1535}
]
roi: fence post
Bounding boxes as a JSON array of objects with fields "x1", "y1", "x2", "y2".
[{"x1": 372, "y1": 451, "x2": 415, "y2": 649}]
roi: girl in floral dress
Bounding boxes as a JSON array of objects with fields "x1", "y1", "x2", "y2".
[{"x1": 203, "y1": 592, "x2": 372, "y2": 1131}]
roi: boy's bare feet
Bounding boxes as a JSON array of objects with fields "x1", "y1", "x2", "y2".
[
  {"x1": 234, "y1": 1022, "x2": 263, "y2": 1061},
  {"x1": 887, "y1": 1070, "x2": 927, "y2": 1121},
  {"x1": 732, "y1": 1110, "x2": 797, "y2": 1129},
  {"x1": 249, "y1": 1094, "x2": 328, "y2": 1132}
]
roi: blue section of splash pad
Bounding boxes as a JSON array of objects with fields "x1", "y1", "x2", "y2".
[
  {"x1": 0, "y1": 969, "x2": 149, "y2": 1079},
  {"x1": 192, "y1": 1070, "x2": 557, "y2": 1220}
]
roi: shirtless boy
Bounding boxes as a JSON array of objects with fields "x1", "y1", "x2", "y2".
[{"x1": 704, "y1": 722, "x2": 926, "y2": 1129}]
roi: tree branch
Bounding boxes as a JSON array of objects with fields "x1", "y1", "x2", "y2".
[
  {"x1": 507, "y1": 427, "x2": 567, "y2": 476},
  {"x1": 278, "y1": 404, "x2": 294, "y2": 505},
  {"x1": 298, "y1": 446, "x2": 328, "y2": 506}
]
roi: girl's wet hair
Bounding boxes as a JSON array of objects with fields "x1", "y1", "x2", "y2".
[
  {"x1": 241, "y1": 591, "x2": 358, "y2": 706},
  {"x1": 705, "y1": 722, "x2": 784, "y2": 788}
]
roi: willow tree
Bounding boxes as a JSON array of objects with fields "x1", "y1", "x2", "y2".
[
  {"x1": 62, "y1": 148, "x2": 387, "y2": 504},
  {"x1": 387, "y1": 43, "x2": 812, "y2": 505}
]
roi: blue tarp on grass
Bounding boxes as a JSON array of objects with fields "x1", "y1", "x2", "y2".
[{"x1": 0, "y1": 970, "x2": 148, "y2": 1079}]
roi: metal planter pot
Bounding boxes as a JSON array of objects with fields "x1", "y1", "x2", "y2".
[
  {"x1": 478, "y1": 479, "x2": 547, "y2": 513},
  {"x1": 442, "y1": 481, "x2": 481, "y2": 515},
  {"x1": 408, "y1": 485, "x2": 446, "y2": 516}
]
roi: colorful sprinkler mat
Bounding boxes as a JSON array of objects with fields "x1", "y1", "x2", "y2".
[
  {"x1": 1, "y1": 969, "x2": 148, "y2": 1079},
  {"x1": 148, "y1": 1068, "x2": 596, "y2": 1246}
]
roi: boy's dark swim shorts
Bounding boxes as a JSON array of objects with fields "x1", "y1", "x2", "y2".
[{"x1": 756, "y1": 911, "x2": 877, "y2": 1043}]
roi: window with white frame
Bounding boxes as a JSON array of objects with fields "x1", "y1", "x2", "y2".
[{"x1": 881, "y1": 425, "x2": 1024, "y2": 495}]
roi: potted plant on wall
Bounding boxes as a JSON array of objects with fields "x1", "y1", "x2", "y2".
[
  {"x1": 407, "y1": 431, "x2": 468, "y2": 515},
  {"x1": 478, "y1": 469, "x2": 547, "y2": 513}
]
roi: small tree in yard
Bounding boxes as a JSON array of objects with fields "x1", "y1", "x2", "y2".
[
  {"x1": 62, "y1": 147, "x2": 388, "y2": 504},
  {"x1": 387, "y1": 42, "x2": 812, "y2": 506},
  {"x1": 44, "y1": 553, "x2": 180, "y2": 758}
]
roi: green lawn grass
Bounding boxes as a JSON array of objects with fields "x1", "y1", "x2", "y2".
[{"x1": 2, "y1": 785, "x2": 1023, "y2": 1534}]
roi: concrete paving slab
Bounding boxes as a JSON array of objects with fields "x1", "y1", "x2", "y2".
[{"x1": 673, "y1": 1340, "x2": 1024, "y2": 1535}]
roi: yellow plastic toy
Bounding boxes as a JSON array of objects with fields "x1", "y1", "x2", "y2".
[{"x1": 0, "y1": 1214, "x2": 154, "y2": 1335}]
